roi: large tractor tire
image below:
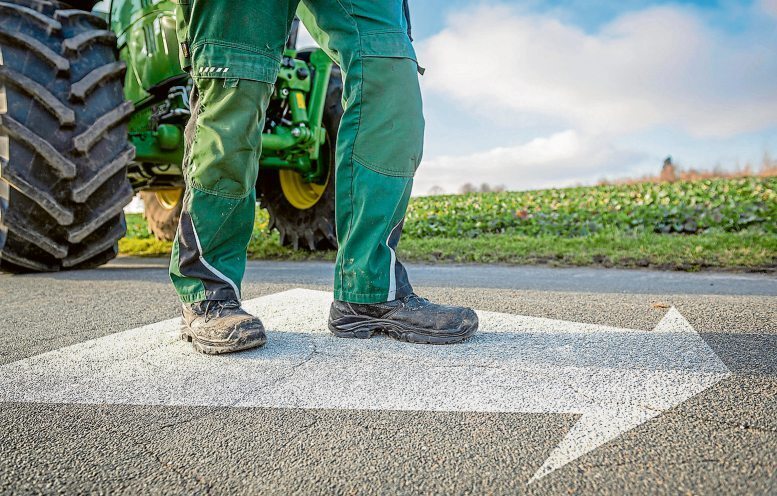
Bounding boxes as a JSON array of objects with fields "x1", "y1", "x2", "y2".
[
  {"x1": 140, "y1": 188, "x2": 182, "y2": 241},
  {"x1": 258, "y1": 52, "x2": 341, "y2": 250},
  {"x1": 0, "y1": 1, "x2": 134, "y2": 273}
]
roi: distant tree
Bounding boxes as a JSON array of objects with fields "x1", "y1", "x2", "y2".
[
  {"x1": 427, "y1": 185, "x2": 445, "y2": 196},
  {"x1": 480, "y1": 183, "x2": 491, "y2": 193},
  {"x1": 492, "y1": 184, "x2": 506, "y2": 193},
  {"x1": 660, "y1": 156, "x2": 677, "y2": 182},
  {"x1": 763, "y1": 151, "x2": 774, "y2": 169},
  {"x1": 761, "y1": 152, "x2": 777, "y2": 177},
  {"x1": 459, "y1": 183, "x2": 477, "y2": 194}
]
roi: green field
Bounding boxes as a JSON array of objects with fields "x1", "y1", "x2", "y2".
[{"x1": 122, "y1": 177, "x2": 777, "y2": 271}]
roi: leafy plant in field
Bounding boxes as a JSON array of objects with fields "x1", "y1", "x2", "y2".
[
  {"x1": 126, "y1": 178, "x2": 777, "y2": 242},
  {"x1": 403, "y1": 178, "x2": 777, "y2": 239},
  {"x1": 122, "y1": 178, "x2": 777, "y2": 271}
]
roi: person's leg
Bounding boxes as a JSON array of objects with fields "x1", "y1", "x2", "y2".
[
  {"x1": 170, "y1": 0, "x2": 299, "y2": 354},
  {"x1": 298, "y1": 1, "x2": 421, "y2": 303},
  {"x1": 299, "y1": 1, "x2": 478, "y2": 343}
]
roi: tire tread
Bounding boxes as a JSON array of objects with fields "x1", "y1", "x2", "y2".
[
  {"x1": 72, "y1": 100, "x2": 133, "y2": 154},
  {"x1": 0, "y1": 65, "x2": 75, "y2": 125},
  {"x1": 70, "y1": 60, "x2": 125, "y2": 101},
  {"x1": 0, "y1": 3, "x2": 133, "y2": 273},
  {"x1": 0, "y1": 27, "x2": 69, "y2": 73},
  {"x1": 0, "y1": 2, "x2": 61, "y2": 33},
  {"x1": 61, "y1": 28, "x2": 114, "y2": 54},
  {"x1": 0, "y1": 113, "x2": 77, "y2": 177}
]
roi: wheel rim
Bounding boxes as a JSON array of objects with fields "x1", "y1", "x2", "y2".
[
  {"x1": 154, "y1": 188, "x2": 183, "y2": 210},
  {"x1": 279, "y1": 169, "x2": 329, "y2": 210}
]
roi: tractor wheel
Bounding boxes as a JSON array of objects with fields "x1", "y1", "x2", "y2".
[
  {"x1": 0, "y1": 1, "x2": 134, "y2": 273},
  {"x1": 258, "y1": 54, "x2": 341, "y2": 250},
  {"x1": 140, "y1": 188, "x2": 182, "y2": 241}
]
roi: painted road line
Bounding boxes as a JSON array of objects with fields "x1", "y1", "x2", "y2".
[{"x1": 0, "y1": 289, "x2": 730, "y2": 481}]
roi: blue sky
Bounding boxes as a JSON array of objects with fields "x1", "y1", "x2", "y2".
[
  {"x1": 102, "y1": 0, "x2": 777, "y2": 195},
  {"x1": 398, "y1": 0, "x2": 777, "y2": 193}
]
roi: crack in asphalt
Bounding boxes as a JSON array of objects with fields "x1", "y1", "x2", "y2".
[
  {"x1": 100, "y1": 338, "x2": 328, "y2": 492},
  {"x1": 149, "y1": 335, "x2": 321, "y2": 431},
  {"x1": 668, "y1": 411, "x2": 777, "y2": 435},
  {"x1": 619, "y1": 386, "x2": 777, "y2": 436},
  {"x1": 270, "y1": 411, "x2": 324, "y2": 456},
  {"x1": 578, "y1": 457, "x2": 726, "y2": 472},
  {"x1": 95, "y1": 406, "x2": 214, "y2": 495},
  {"x1": 133, "y1": 438, "x2": 214, "y2": 495}
]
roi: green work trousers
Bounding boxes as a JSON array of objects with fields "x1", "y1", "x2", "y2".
[{"x1": 169, "y1": 0, "x2": 423, "y2": 304}]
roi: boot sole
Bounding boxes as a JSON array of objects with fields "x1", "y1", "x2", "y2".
[
  {"x1": 328, "y1": 316, "x2": 477, "y2": 345},
  {"x1": 180, "y1": 328, "x2": 267, "y2": 355}
]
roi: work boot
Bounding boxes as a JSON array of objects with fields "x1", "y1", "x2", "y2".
[
  {"x1": 328, "y1": 294, "x2": 478, "y2": 345},
  {"x1": 181, "y1": 300, "x2": 267, "y2": 355}
]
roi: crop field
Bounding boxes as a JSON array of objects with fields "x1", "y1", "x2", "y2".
[{"x1": 123, "y1": 177, "x2": 777, "y2": 271}]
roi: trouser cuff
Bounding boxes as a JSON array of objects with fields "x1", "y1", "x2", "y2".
[{"x1": 334, "y1": 283, "x2": 414, "y2": 304}]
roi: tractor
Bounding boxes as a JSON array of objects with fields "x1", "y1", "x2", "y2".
[{"x1": 0, "y1": 0, "x2": 341, "y2": 273}]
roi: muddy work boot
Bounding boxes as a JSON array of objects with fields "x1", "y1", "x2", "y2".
[
  {"x1": 181, "y1": 300, "x2": 267, "y2": 355},
  {"x1": 328, "y1": 294, "x2": 479, "y2": 345}
]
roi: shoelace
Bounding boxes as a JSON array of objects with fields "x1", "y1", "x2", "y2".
[
  {"x1": 400, "y1": 293, "x2": 428, "y2": 308},
  {"x1": 200, "y1": 299, "x2": 241, "y2": 322}
]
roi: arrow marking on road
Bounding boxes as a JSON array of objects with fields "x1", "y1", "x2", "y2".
[{"x1": 0, "y1": 289, "x2": 730, "y2": 481}]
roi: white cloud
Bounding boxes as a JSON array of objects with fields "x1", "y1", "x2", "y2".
[
  {"x1": 415, "y1": 130, "x2": 648, "y2": 194},
  {"x1": 417, "y1": 4, "x2": 777, "y2": 139}
]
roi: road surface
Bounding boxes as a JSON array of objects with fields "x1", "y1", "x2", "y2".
[{"x1": 0, "y1": 258, "x2": 774, "y2": 494}]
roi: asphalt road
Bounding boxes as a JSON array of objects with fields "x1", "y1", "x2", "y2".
[{"x1": 0, "y1": 258, "x2": 775, "y2": 495}]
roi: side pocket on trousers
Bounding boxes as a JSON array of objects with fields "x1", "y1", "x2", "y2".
[{"x1": 352, "y1": 32, "x2": 424, "y2": 178}]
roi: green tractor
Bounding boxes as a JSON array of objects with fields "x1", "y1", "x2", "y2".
[{"x1": 0, "y1": 0, "x2": 341, "y2": 273}]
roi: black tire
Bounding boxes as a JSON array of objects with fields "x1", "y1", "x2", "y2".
[
  {"x1": 140, "y1": 189, "x2": 182, "y2": 241},
  {"x1": 0, "y1": 0, "x2": 134, "y2": 273},
  {"x1": 258, "y1": 51, "x2": 341, "y2": 250}
]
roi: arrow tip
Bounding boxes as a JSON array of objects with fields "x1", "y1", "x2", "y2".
[
  {"x1": 653, "y1": 306, "x2": 694, "y2": 333},
  {"x1": 528, "y1": 408, "x2": 658, "y2": 484}
]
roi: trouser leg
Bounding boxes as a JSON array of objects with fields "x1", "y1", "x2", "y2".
[
  {"x1": 169, "y1": 79, "x2": 273, "y2": 303},
  {"x1": 299, "y1": 0, "x2": 425, "y2": 303},
  {"x1": 170, "y1": 0, "x2": 298, "y2": 303}
]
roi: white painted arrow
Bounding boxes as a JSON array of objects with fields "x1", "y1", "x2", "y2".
[{"x1": 0, "y1": 289, "x2": 730, "y2": 482}]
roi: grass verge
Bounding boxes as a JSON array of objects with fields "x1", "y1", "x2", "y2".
[
  {"x1": 397, "y1": 230, "x2": 776, "y2": 271},
  {"x1": 121, "y1": 178, "x2": 776, "y2": 271},
  {"x1": 121, "y1": 214, "x2": 776, "y2": 272}
]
